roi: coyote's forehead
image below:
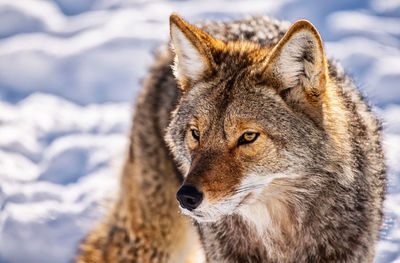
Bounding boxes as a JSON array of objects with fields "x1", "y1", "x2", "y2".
[
  {"x1": 181, "y1": 77, "x2": 301, "y2": 143},
  {"x1": 183, "y1": 81, "x2": 273, "y2": 141}
]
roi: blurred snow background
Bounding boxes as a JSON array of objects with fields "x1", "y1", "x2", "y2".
[{"x1": 0, "y1": 0, "x2": 399, "y2": 262}]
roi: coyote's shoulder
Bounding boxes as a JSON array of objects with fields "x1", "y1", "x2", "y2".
[{"x1": 77, "y1": 15, "x2": 385, "y2": 263}]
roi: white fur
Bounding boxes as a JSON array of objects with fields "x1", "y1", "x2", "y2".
[
  {"x1": 239, "y1": 199, "x2": 274, "y2": 237},
  {"x1": 169, "y1": 223, "x2": 205, "y2": 263},
  {"x1": 235, "y1": 172, "x2": 289, "y2": 233},
  {"x1": 170, "y1": 24, "x2": 207, "y2": 81},
  {"x1": 273, "y1": 30, "x2": 319, "y2": 88},
  {"x1": 179, "y1": 196, "x2": 238, "y2": 223},
  {"x1": 180, "y1": 170, "x2": 296, "y2": 224}
]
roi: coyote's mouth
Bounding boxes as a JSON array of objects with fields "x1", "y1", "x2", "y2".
[
  {"x1": 176, "y1": 171, "x2": 291, "y2": 223},
  {"x1": 179, "y1": 206, "x2": 216, "y2": 222},
  {"x1": 178, "y1": 192, "x2": 253, "y2": 223}
]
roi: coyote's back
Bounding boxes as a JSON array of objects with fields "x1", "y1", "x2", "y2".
[{"x1": 77, "y1": 15, "x2": 385, "y2": 263}]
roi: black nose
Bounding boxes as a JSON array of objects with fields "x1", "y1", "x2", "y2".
[{"x1": 176, "y1": 185, "x2": 203, "y2": 211}]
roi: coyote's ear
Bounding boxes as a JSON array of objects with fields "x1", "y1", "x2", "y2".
[
  {"x1": 265, "y1": 20, "x2": 328, "y2": 122},
  {"x1": 170, "y1": 14, "x2": 224, "y2": 89}
]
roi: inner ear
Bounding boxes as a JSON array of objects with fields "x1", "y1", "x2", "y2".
[
  {"x1": 170, "y1": 23, "x2": 209, "y2": 82},
  {"x1": 264, "y1": 20, "x2": 328, "y2": 123},
  {"x1": 169, "y1": 14, "x2": 224, "y2": 89},
  {"x1": 266, "y1": 20, "x2": 327, "y2": 96}
]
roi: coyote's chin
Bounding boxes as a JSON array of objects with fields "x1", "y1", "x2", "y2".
[{"x1": 179, "y1": 197, "x2": 242, "y2": 223}]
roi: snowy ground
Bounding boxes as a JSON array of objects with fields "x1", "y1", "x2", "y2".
[{"x1": 0, "y1": 0, "x2": 399, "y2": 262}]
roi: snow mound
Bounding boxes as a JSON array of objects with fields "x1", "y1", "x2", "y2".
[
  {"x1": 0, "y1": 94, "x2": 129, "y2": 263},
  {"x1": 0, "y1": 0, "x2": 399, "y2": 262}
]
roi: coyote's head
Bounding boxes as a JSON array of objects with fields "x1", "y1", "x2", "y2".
[{"x1": 166, "y1": 14, "x2": 333, "y2": 222}]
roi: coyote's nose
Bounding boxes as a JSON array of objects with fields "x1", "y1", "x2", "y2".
[{"x1": 176, "y1": 185, "x2": 203, "y2": 211}]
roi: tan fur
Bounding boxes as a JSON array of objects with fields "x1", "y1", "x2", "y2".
[
  {"x1": 77, "y1": 14, "x2": 385, "y2": 263},
  {"x1": 76, "y1": 50, "x2": 202, "y2": 263}
]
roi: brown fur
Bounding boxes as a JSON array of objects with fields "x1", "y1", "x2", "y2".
[
  {"x1": 76, "y1": 50, "x2": 199, "y2": 263},
  {"x1": 77, "y1": 14, "x2": 385, "y2": 263}
]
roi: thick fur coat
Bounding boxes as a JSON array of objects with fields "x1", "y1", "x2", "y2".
[{"x1": 77, "y1": 14, "x2": 385, "y2": 263}]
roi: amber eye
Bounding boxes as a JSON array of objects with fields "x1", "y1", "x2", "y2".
[
  {"x1": 191, "y1": 129, "x2": 200, "y2": 141},
  {"x1": 238, "y1": 132, "x2": 259, "y2": 146}
]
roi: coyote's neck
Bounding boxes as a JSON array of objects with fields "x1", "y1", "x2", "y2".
[
  {"x1": 240, "y1": 196, "x2": 298, "y2": 243},
  {"x1": 197, "y1": 190, "x2": 301, "y2": 262}
]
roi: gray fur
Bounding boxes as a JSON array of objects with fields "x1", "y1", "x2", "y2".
[{"x1": 77, "y1": 16, "x2": 385, "y2": 263}]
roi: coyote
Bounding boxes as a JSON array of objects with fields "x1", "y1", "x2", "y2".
[{"x1": 77, "y1": 14, "x2": 386, "y2": 263}]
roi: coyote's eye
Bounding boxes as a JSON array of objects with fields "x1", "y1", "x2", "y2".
[
  {"x1": 238, "y1": 132, "x2": 259, "y2": 146},
  {"x1": 191, "y1": 129, "x2": 200, "y2": 141}
]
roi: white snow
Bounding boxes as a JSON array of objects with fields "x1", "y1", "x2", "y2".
[
  {"x1": 0, "y1": 0, "x2": 399, "y2": 262},
  {"x1": 0, "y1": 94, "x2": 129, "y2": 262}
]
